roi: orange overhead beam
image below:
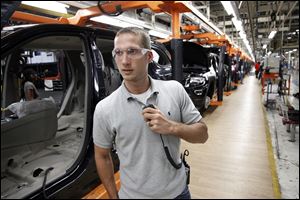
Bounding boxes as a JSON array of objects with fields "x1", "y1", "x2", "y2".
[
  {"x1": 67, "y1": 1, "x2": 164, "y2": 26},
  {"x1": 11, "y1": 1, "x2": 191, "y2": 40},
  {"x1": 181, "y1": 25, "x2": 201, "y2": 32},
  {"x1": 11, "y1": 11, "x2": 68, "y2": 24},
  {"x1": 12, "y1": 2, "x2": 184, "y2": 26},
  {"x1": 67, "y1": 1, "x2": 190, "y2": 26},
  {"x1": 181, "y1": 32, "x2": 227, "y2": 42},
  {"x1": 182, "y1": 32, "x2": 230, "y2": 50},
  {"x1": 181, "y1": 30, "x2": 253, "y2": 60}
]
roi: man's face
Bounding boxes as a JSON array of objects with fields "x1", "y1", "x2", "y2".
[{"x1": 113, "y1": 33, "x2": 152, "y2": 82}]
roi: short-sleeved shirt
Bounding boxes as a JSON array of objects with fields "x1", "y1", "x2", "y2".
[{"x1": 93, "y1": 76, "x2": 202, "y2": 199}]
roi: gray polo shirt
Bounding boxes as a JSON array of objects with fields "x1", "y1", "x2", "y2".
[{"x1": 93, "y1": 76, "x2": 202, "y2": 199}]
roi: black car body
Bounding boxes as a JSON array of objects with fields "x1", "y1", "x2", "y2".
[
  {"x1": 163, "y1": 41, "x2": 218, "y2": 111},
  {"x1": 1, "y1": 24, "x2": 122, "y2": 199}
]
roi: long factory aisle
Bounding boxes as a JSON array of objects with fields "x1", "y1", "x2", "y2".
[{"x1": 181, "y1": 74, "x2": 278, "y2": 198}]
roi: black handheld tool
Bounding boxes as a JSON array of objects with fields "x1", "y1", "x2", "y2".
[{"x1": 143, "y1": 104, "x2": 155, "y2": 110}]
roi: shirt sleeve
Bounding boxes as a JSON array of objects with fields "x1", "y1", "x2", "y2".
[
  {"x1": 176, "y1": 81, "x2": 202, "y2": 124},
  {"x1": 93, "y1": 103, "x2": 114, "y2": 149}
]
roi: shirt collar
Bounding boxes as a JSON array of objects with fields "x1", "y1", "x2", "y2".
[{"x1": 121, "y1": 75, "x2": 160, "y2": 101}]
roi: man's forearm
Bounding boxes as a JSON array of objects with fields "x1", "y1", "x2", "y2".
[
  {"x1": 95, "y1": 154, "x2": 119, "y2": 199},
  {"x1": 170, "y1": 120, "x2": 208, "y2": 143}
]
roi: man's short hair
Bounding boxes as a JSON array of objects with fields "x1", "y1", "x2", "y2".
[{"x1": 115, "y1": 27, "x2": 151, "y2": 49}]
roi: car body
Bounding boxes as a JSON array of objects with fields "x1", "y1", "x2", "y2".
[
  {"x1": 1, "y1": 24, "x2": 122, "y2": 199},
  {"x1": 163, "y1": 41, "x2": 218, "y2": 111}
]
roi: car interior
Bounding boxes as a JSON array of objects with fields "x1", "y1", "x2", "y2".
[{"x1": 1, "y1": 35, "x2": 90, "y2": 199}]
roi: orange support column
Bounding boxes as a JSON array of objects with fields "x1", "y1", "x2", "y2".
[{"x1": 170, "y1": 10, "x2": 180, "y2": 39}]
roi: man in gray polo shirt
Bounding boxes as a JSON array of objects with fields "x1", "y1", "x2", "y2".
[{"x1": 93, "y1": 27, "x2": 208, "y2": 199}]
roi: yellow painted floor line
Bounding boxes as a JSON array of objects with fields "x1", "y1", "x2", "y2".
[{"x1": 261, "y1": 98, "x2": 282, "y2": 199}]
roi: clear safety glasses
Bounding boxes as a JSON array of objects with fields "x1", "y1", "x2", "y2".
[{"x1": 112, "y1": 47, "x2": 150, "y2": 60}]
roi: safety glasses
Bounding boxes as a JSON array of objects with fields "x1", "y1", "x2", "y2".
[{"x1": 112, "y1": 47, "x2": 150, "y2": 60}]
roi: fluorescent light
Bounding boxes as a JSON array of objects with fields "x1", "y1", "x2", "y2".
[
  {"x1": 239, "y1": 31, "x2": 246, "y2": 39},
  {"x1": 220, "y1": 1, "x2": 236, "y2": 18},
  {"x1": 91, "y1": 16, "x2": 143, "y2": 28},
  {"x1": 262, "y1": 44, "x2": 267, "y2": 49},
  {"x1": 91, "y1": 15, "x2": 171, "y2": 39},
  {"x1": 21, "y1": 1, "x2": 69, "y2": 14},
  {"x1": 268, "y1": 30, "x2": 277, "y2": 39},
  {"x1": 293, "y1": 49, "x2": 297, "y2": 51},
  {"x1": 238, "y1": 1, "x2": 243, "y2": 9},
  {"x1": 148, "y1": 30, "x2": 170, "y2": 39},
  {"x1": 287, "y1": 36, "x2": 292, "y2": 39},
  {"x1": 182, "y1": 3, "x2": 223, "y2": 35},
  {"x1": 232, "y1": 17, "x2": 243, "y2": 32}
]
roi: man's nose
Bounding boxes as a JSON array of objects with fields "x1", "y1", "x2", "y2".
[{"x1": 120, "y1": 53, "x2": 131, "y2": 64}]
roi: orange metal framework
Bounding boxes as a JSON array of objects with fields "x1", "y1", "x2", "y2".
[
  {"x1": 11, "y1": 1, "x2": 252, "y2": 62},
  {"x1": 261, "y1": 72, "x2": 280, "y2": 94},
  {"x1": 180, "y1": 31, "x2": 252, "y2": 63},
  {"x1": 11, "y1": 1, "x2": 190, "y2": 39}
]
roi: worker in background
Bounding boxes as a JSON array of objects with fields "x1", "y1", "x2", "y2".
[
  {"x1": 257, "y1": 62, "x2": 264, "y2": 80},
  {"x1": 93, "y1": 27, "x2": 208, "y2": 199},
  {"x1": 20, "y1": 68, "x2": 40, "y2": 101},
  {"x1": 1, "y1": 68, "x2": 41, "y2": 118},
  {"x1": 239, "y1": 60, "x2": 244, "y2": 84},
  {"x1": 255, "y1": 61, "x2": 260, "y2": 78},
  {"x1": 231, "y1": 60, "x2": 239, "y2": 88}
]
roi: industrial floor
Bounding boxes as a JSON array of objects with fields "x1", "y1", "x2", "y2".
[{"x1": 181, "y1": 68, "x2": 299, "y2": 199}]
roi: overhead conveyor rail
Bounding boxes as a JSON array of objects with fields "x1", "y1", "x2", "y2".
[
  {"x1": 9, "y1": 1, "x2": 255, "y2": 108},
  {"x1": 8, "y1": 1, "x2": 255, "y2": 105}
]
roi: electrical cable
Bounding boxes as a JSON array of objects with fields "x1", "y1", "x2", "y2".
[{"x1": 42, "y1": 167, "x2": 54, "y2": 199}]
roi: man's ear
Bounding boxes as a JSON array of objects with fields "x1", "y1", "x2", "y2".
[{"x1": 147, "y1": 51, "x2": 153, "y2": 63}]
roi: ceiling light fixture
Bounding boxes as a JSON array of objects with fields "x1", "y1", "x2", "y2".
[
  {"x1": 148, "y1": 30, "x2": 170, "y2": 39},
  {"x1": 238, "y1": 1, "x2": 243, "y2": 9},
  {"x1": 268, "y1": 30, "x2": 277, "y2": 39},
  {"x1": 21, "y1": 1, "x2": 69, "y2": 14},
  {"x1": 221, "y1": 1, "x2": 254, "y2": 61},
  {"x1": 91, "y1": 15, "x2": 143, "y2": 28},
  {"x1": 220, "y1": 1, "x2": 236, "y2": 18},
  {"x1": 91, "y1": 15, "x2": 171, "y2": 39}
]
